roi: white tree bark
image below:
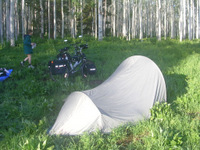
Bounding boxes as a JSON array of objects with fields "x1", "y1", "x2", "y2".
[
  {"x1": 196, "y1": 0, "x2": 199, "y2": 39},
  {"x1": 80, "y1": 0, "x2": 83, "y2": 36},
  {"x1": 15, "y1": 0, "x2": 18, "y2": 40},
  {"x1": 122, "y1": 0, "x2": 126, "y2": 38},
  {"x1": 95, "y1": 0, "x2": 98, "y2": 39},
  {"x1": 116, "y1": 0, "x2": 121, "y2": 37},
  {"x1": 70, "y1": 3, "x2": 75, "y2": 38},
  {"x1": 0, "y1": 0, "x2": 3, "y2": 44},
  {"x1": 53, "y1": 0, "x2": 56, "y2": 39},
  {"x1": 128, "y1": 0, "x2": 131, "y2": 40},
  {"x1": 139, "y1": 0, "x2": 143, "y2": 40},
  {"x1": 40, "y1": 0, "x2": 44, "y2": 38},
  {"x1": 192, "y1": 0, "x2": 195, "y2": 39},
  {"x1": 171, "y1": 0, "x2": 175, "y2": 39},
  {"x1": 146, "y1": 0, "x2": 149, "y2": 38},
  {"x1": 103, "y1": 0, "x2": 107, "y2": 36},
  {"x1": 98, "y1": 0, "x2": 103, "y2": 41},
  {"x1": 10, "y1": 0, "x2": 15, "y2": 46},
  {"x1": 164, "y1": 0, "x2": 167, "y2": 40},
  {"x1": 183, "y1": 0, "x2": 186, "y2": 39},
  {"x1": 189, "y1": 0, "x2": 192, "y2": 40},
  {"x1": 74, "y1": 4, "x2": 77, "y2": 37},
  {"x1": 48, "y1": 0, "x2": 50, "y2": 39},
  {"x1": 112, "y1": 0, "x2": 116, "y2": 37},
  {"x1": 150, "y1": 2, "x2": 153, "y2": 37},
  {"x1": 179, "y1": 0, "x2": 183, "y2": 41},
  {"x1": 6, "y1": 0, "x2": 10, "y2": 41},
  {"x1": 27, "y1": 5, "x2": 31, "y2": 32},
  {"x1": 198, "y1": 0, "x2": 200, "y2": 38},
  {"x1": 157, "y1": 0, "x2": 161, "y2": 41},
  {"x1": 22, "y1": 0, "x2": 24, "y2": 39},
  {"x1": 61, "y1": 0, "x2": 64, "y2": 38},
  {"x1": 131, "y1": 1, "x2": 135, "y2": 39}
]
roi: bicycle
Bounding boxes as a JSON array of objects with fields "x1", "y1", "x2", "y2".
[{"x1": 48, "y1": 40, "x2": 96, "y2": 81}]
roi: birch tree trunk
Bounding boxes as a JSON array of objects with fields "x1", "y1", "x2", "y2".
[
  {"x1": 98, "y1": 0, "x2": 103, "y2": 41},
  {"x1": 40, "y1": 0, "x2": 44, "y2": 38},
  {"x1": 116, "y1": 0, "x2": 120, "y2": 37},
  {"x1": 48, "y1": 0, "x2": 50, "y2": 39},
  {"x1": 10, "y1": 0, "x2": 15, "y2": 46},
  {"x1": 74, "y1": 4, "x2": 77, "y2": 37},
  {"x1": 139, "y1": 0, "x2": 143, "y2": 40},
  {"x1": 131, "y1": 1, "x2": 135, "y2": 39},
  {"x1": 179, "y1": 0, "x2": 183, "y2": 41},
  {"x1": 22, "y1": 0, "x2": 24, "y2": 39},
  {"x1": 15, "y1": 0, "x2": 18, "y2": 40},
  {"x1": 112, "y1": 0, "x2": 116, "y2": 37},
  {"x1": 6, "y1": 0, "x2": 10, "y2": 41},
  {"x1": 183, "y1": 0, "x2": 186, "y2": 39},
  {"x1": 122, "y1": 0, "x2": 126, "y2": 38},
  {"x1": 53, "y1": 0, "x2": 56, "y2": 39},
  {"x1": 189, "y1": 0, "x2": 192, "y2": 40},
  {"x1": 198, "y1": 0, "x2": 200, "y2": 38},
  {"x1": 61, "y1": 0, "x2": 64, "y2": 38},
  {"x1": 128, "y1": 0, "x2": 131, "y2": 40},
  {"x1": 0, "y1": 0, "x2": 3, "y2": 44},
  {"x1": 146, "y1": 0, "x2": 150, "y2": 37},
  {"x1": 150, "y1": 2, "x2": 153, "y2": 37},
  {"x1": 103, "y1": 0, "x2": 107, "y2": 36},
  {"x1": 164, "y1": 0, "x2": 167, "y2": 40},
  {"x1": 27, "y1": 4, "x2": 31, "y2": 32},
  {"x1": 70, "y1": 3, "x2": 75, "y2": 38},
  {"x1": 171, "y1": 0, "x2": 175, "y2": 39},
  {"x1": 196, "y1": 0, "x2": 199, "y2": 39},
  {"x1": 95, "y1": 0, "x2": 98, "y2": 39},
  {"x1": 192, "y1": 0, "x2": 195, "y2": 39},
  {"x1": 92, "y1": 5, "x2": 95, "y2": 37},
  {"x1": 157, "y1": 0, "x2": 161, "y2": 41},
  {"x1": 80, "y1": 0, "x2": 83, "y2": 36}
]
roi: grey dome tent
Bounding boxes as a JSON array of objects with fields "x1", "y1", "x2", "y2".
[{"x1": 49, "y1": 55, "x2": 167, "y2": 135}]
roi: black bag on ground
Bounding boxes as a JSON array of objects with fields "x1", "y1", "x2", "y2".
[
  {"x1": 82, "y1": 61, "x2": 96, "y2": 75},
  {"x1": 48, "y1": 60, "x2": 68, "y2": 75}
]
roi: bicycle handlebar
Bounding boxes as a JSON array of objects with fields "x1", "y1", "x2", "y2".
[{"x1": 59, "y1": 47, "x2": 69, "y2": 53}]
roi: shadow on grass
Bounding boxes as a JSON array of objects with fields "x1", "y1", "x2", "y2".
[{"x1": 164, "y1": 74, "x2": 188, "y2": 103}]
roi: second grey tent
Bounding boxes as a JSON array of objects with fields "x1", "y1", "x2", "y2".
[{"x1": 49, "y1": 55, "x2": 167, "y2": 135}]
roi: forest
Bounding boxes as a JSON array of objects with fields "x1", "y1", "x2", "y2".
[{"x1": 1, "y1": 0, "x2": 200, "y2": 45}]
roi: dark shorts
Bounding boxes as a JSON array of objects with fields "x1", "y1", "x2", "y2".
[{"x1": 24, "y1": 49, "x2": 33, "y2": 55}]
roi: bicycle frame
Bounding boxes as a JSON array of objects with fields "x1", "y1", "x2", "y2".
[{"x1": 49, "y1": 37, "x2": 95, "y2": 80}]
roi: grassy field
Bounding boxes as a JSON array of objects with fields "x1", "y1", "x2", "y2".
[{"x1": 0, "y1": 37, "x2": 200, "y2": 149}]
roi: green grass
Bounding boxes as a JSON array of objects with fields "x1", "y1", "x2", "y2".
[{"x1": 0, "y1": 37, "x2": 200, "y2": 149}]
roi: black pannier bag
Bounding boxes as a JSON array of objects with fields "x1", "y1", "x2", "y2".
[
  {"x1": 48, "y1": 60, "x2": 68, "y2": 75},
  {"x1": 82, "y1": 61, "x2": 96, "y2": 75}
]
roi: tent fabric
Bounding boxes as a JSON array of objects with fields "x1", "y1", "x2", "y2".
[{"x1": 49, "y1": 55, "x2": 167, "y2": 135}]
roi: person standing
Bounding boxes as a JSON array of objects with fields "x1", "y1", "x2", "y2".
[{"x1": 21, "y1": 30, "x2": 36, "y2": 69}]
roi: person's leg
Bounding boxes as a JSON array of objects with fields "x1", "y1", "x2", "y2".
[
  {"x1": 21, "y1": 55, "x2": 29, "y2": 66},
  {"x1": 21, "y1": 54, "x2": 33, "y2": 68},
  {"x1": 27, "y1": 54, "x2": 34, "y2": 68},
  {"x1": 24, "y1": 56, "x2": 29, "y2": 62},
  {"x1": 27, "y1": 54, "x2": 31, "y2": 65}
]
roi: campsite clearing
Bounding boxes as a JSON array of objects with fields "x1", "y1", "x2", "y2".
[{"x1": 0, "y1": 38, "x2": 200, "y2": 149}]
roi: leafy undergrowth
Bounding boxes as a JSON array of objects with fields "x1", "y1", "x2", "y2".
[{"x1": 0, "y1": 37, "x2": 200, "y2": 149}]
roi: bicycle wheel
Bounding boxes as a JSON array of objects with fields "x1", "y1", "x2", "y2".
[
  {"x1": 81, "y1": 60, "x2": 96, "y2": 78},
  {"x1": 49, "y1": 67, "x2": 69, "y2": 81}
]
